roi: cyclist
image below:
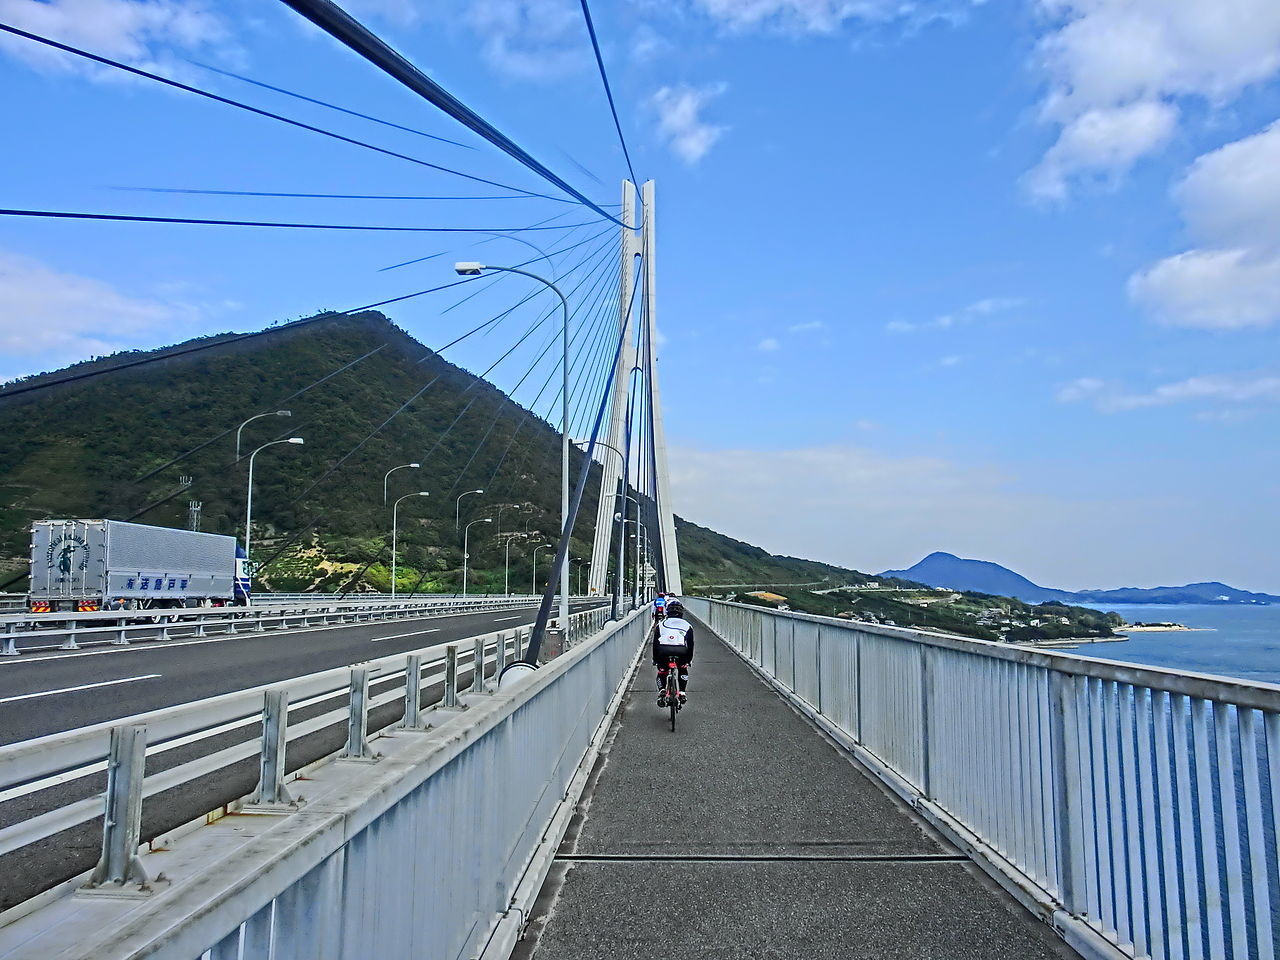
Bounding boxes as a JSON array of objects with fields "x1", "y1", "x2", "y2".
[
  {"x1": 652, "y1": 592, "x2": 669, "y2": 622},
  {"x1": 653, "y1": 600, "x2": 694, "y2": 707}
]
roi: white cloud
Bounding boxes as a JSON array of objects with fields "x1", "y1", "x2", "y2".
[
  {"x1": 347, "y1": 0, "x2": 586, "y2": 78},
  {"x1": 1129, "y1": 248, "x2": 1280, "y2": 330},
  {"x1": 652, "y1": 83, "x2": 728, "y2": 164},
  {"x1": 0, "y1": 0, "x2": 227, "y2": 78},
  {"x1": 0, "y1": 251, "x2": 202, "y2": 379},
  {"x1": 886, "y1": 295, "x2": 1024, "y2": 333},
  {"x1": 1056, "y1": 372, "x2": 1280, "y2": 413},
  {"x1": 756, "y1": 336, "x2": 780, "y2": 351},
  {"x1": 1129, "y1": 120, "x2": 1280, "y2": 329},
  {"x1": 1024, "y1": 100, "x2": 1177, "y2": 202},
  {"x1": 683, "y1": 0, "x2": 974, "y2": 34},
  {"x1": 787, "y1": 320, "x2": 825, "y2": 333},
  {"x1": 1027, "y1": 0, "x2": 1280, "y2": 199},
  {"x1": 1175, "y1": 119, "x2": 1280, "y2": 248}
]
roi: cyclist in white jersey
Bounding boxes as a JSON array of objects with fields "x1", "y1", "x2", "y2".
[{"x1": 652, "y1": 600, "x2": 694, "y2": 706}]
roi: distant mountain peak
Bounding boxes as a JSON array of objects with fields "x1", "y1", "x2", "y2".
[{"x1": 880, "y1": 554, "x2": 1278, "y2": 606}]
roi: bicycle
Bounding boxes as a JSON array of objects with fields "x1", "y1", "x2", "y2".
[{"x1": 660, "y1": 656, "x2": 682, "y2": 732}]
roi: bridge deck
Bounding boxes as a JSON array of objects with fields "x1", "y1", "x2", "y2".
[{"x1": 521, "y1": 619, "x2": 1079, "y2": 959}]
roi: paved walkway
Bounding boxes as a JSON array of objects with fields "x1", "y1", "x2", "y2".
[{"x1": 520, "y1": 620, "x2": 1079, "y2": 960}]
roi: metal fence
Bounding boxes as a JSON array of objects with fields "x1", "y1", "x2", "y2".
[
  {"x1": 685, "y1": 597, "x2": 1280, "y2": 960},
  {"x1": 0, "y1": 602, "x2": 639, "y2": 959},
  {"x1": 0, "y1": 596, "x2": 569, "y2": 656},
  {"x1": 0, "y1": 604, "x2": 613, "y2": 863}
]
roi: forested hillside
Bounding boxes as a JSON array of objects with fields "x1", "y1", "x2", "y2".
[
  {"x1": 0, "y1": 312, "x2": 601, "y2": 593},
  {"x1": 0, "y1": 312, "x2": 868, "y2": 595}
]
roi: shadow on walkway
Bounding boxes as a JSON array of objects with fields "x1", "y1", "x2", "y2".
[{"x1": 520, "y1": 619, "x2": 1079, "y2": 960}]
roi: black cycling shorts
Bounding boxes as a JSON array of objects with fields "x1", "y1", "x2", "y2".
[{"x1": 653, "y1": 645, "x2": 692, "y2": 667}]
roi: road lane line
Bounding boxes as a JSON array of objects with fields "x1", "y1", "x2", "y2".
[
  {"x1": 370, "y1": 628, "x2": 440, "y2": 643},
  {"x1": 492, "y1": 616, "x2": 521, "y2": 622},
  {"x1": 0, "y1": 674, "x2": 162, "y2": 704}
]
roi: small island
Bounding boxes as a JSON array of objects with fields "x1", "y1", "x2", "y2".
[{"x1": 1122, "y1": 621, "x2": 1206, "y2": 632}]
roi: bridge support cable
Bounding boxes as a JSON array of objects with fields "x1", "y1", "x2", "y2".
[
  {"x1": 586, "y1": 181, "x2": 640, "y2": 603},
  {"x1": 276, "y1": 0, "x2": 633, "y2": 229}
]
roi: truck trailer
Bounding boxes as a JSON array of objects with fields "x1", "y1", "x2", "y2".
[{"x1": 27, "y1": 519, "x2": 249, "y2": 613}]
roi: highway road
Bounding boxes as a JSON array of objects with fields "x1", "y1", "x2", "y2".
[
  {"x1": 0, "y1": 600, "x2": 607, "y2": 910},
  {"x1": 0, "y1": 600, "x2": 602, "y2": 745}
]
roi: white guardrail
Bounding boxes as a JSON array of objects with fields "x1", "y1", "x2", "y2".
[
  {"x1": 684, "y1": 597, "x2": 1279, "y2": 960},
  {"x1": 0, "y1": 603, "x2": 644, "y2": 960},
  {"x1": 0, "y1": 596, "x2": 567, "y2": 656},
  {"x1": 0, "y1": 604, "x2": 615, "y2": 867}
]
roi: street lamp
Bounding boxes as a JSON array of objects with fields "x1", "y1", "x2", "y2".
[
  {"x1": 244, "y1": 437, "x2": 304, "y2": 562},
  {"x1": 617, "y1": 514, "x2": 647, "y2": 608},
  {"x1": 495, "y1": 501, "x2": 528, "y2": 534},
  {"x1": 235, "y1": 410, "x2": 291, "y2": 460},
  {"x1": 457, "y1": 262, "x2": 570, "y2": 632},
  {"x1": 569, "y1": 558, "x2": 585, "y2": 596},
  {"x1": 391, "y1": 491, "x2": 429, "y2": 598},
  {"x1": 502, "y1": 533, "x2": 525, "y2": 596},
  {"x1": 455, "y1": 488, "x2": 484, "y2": 532},
  {"x1": 532, "y1": 542, "x2": 552, "y2": 595},
  {"x1": 462, "y1": 517, "x2": 492, "y2": 597},
  {"x1": 384, "y1": 463, "x2": 421, "y2": 504}
]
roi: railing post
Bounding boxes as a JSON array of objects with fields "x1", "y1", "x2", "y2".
[
  {"x1": 85, "y1": 725, "x2": 148, "y2": 889},
  {"x1": 109, "y1": 617, "x2": 130, "y2": 646},
  {"x1": 2, "y1": 622, "x2": 18, "y2": 656},
  {"x1": 918, "y1": 645, "x2": 932, "y2": 799},
  {"x1": 1049, "y1": 670, "x2": 1084, "y2": 913},
  {"x1": 441, "y1": 645, "x2": 465, "y2": 709},
  {"x1": 59, "y1": 619, "x2": 79, "y2": 651},
  {"x1": 470, "y1": 636, "x2": 488, "y2": 693},
  {"x1": 402, "y1": 655, "x2": 427, "y2": 730},
  {"x1": 341, "y1": 668, "x2": 375, "y2": 760},
  {"x1": 496, "y1": 631, "x2": 509, "y2": 678},
  {"x1": 249, "y1": 690, "x2": 293, "y2": 806}
]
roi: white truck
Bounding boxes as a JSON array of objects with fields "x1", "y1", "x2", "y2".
[{"x1": 27, "y1": 519, "x2": 249, "y2": 613}]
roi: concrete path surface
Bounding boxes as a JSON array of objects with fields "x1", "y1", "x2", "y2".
[{"x1": 518, "y1": 620, "x2": 1079, "y2": 960}]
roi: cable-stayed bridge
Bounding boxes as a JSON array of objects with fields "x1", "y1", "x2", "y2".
[{"x1": 0, "y1": 2, "x2": 1277, "y2": 959}]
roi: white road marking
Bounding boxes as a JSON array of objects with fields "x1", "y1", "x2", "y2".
[
  {"x1": 370, "y1": 628, "x2": 440, "y2": 643},
  {"x1": 493, "y1": 616, "x2": 522, "y2": 622},
  {"x1": 0, "y1": 674, "x2": 162, "y2": 704}
]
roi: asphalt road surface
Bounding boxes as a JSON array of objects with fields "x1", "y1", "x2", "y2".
[{"x1": 0, "y1": 600, "x2": 605, "y2": 911}]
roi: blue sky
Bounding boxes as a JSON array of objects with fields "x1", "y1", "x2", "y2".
[{"x1": 1, "y1": 0, "x2": 1279, "y2": 591}]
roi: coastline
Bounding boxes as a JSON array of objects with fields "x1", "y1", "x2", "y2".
[{"x1": 1120, "y1": 625, "x2": 1214, "y2": 633}]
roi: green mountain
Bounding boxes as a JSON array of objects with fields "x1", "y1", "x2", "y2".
[{"x1": 0, "y1": 312, "x2": 868, "y2": 596}]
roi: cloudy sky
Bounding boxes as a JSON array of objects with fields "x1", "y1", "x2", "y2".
[{"x1": 1, "y1": 0, "x2": 1278, "y2": 590}]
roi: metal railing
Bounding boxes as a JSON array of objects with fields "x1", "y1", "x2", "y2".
[
  {"x1": 0, "y1": 596, "x2": 575, "y2": 656},
  {"x1": 0, "y1": 603, "x2": 639, "y2": 959},
  {"x1": 0, "y1": 603, "x2": 614, "y2": 867},
  {"x1": 685, "y1": 597, "x2": 1280, "y2": 960}
]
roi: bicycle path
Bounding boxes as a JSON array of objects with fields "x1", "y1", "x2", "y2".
[{"x1": 519, "y1": 618, "x2": 1079, "y2": 959}]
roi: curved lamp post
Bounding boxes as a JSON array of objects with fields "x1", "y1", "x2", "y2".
[
  {"x1": 462, "y1": 517, "x2": 492, "y2": 597},
  {"x1": 457, "y1": 262, "x2": 570, "y2": 632},
  {"x1": 244, "y1": 437, "x2": 303, "y2": 563},
  {"x1": 391, "y1": 491, "x2": 429, "y2": 598},
  {"x1": 236, "y1": 410, "x2": 291, "y2": 460},
  {"x1": 455, "y1": 488, "x2": 484, "y2": 532},
  {"x1": 384, "y1": 463, "x2": 421, "y2": 504}
]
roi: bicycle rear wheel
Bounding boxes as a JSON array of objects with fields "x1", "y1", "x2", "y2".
[{"x1": 668, "y1": 674, "x2": 678, "y2": 732}]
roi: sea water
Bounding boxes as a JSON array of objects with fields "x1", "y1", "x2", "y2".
[{"x1": 1067, "y1": 603, "x2": 1280, "y2": 684}]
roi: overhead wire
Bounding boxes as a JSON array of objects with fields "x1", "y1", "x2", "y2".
[
  {"x1": 277, "y1": 0, "x2": 636, "y2": 229},
  {"x1": 0, "y1": 22, "x2": 565, "y2": 200},
  {"x1": 188, "y1": 59, "x2": 475, "y2": 149},
  {"x1": 576, "y1": 0, "x2": 640, "y2": 190},
  {"x1": 0, "y1": 208, "x2": 602, "y2": 233},
  {"x1": 249, "y1": 234, "x2": 617, "y2": 575}
]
